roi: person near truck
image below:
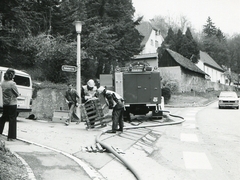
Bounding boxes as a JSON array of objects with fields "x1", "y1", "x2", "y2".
[
  {"x1": 81, "y1": 79, "x2": 98, "y2": 127},
  {"x1": 64, "y1": 83, "x2": 80, "y2": 126},
  {"x1": 0, "y1": 68, "x2": 20, "y2": 141},
  {"x1": 97, "y1": 86, "x2": 124, "y2": 133}
]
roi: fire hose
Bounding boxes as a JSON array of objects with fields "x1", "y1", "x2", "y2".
[{"x1": 95, "y1": 110, "x2": 185, "y2": 180}]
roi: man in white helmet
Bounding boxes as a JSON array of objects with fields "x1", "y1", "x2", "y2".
[
  {"x1": 81, "y1": 79, "x2": 97, "y2": 103},
  {"x1": 97, "y1": 86, "x2": 124, "y2": 133}
]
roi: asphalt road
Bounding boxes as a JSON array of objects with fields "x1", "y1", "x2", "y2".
[{"x1": 153, "y1": 103, "x2": 240, "y2": 180}]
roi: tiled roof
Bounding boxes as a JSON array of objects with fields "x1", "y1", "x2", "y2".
[
  {"x1": 136, "y1": 21, "x2": 153, "y2": 46},
  {"x1": 166, "y1": 49, "x2": 207, "y2": 75},
  {"x1": 133, "y1": 53, "x2": 158, "y2": 60},
  {"x1": 200, "y1": 51, "x2": 224, "y2": 72}
]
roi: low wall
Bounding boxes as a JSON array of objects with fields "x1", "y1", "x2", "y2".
[{"x1": 20, "y1": 87, "x2": 68, "y2": 120}]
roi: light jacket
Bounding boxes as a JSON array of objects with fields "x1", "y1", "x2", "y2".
[
  {"x1": 82, "y1": 85, "x2": 97, "y2": 100},
  {"x1": 1, "y1": 80, "x2": 19, "y2": 105},
  {"x1": 105, "y1": 90, "x2": 124, "y2": 109}
]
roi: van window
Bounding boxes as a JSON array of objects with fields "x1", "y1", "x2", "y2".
[{"x1": 14, "y1": 75, "x2": 30, "y2": 87}]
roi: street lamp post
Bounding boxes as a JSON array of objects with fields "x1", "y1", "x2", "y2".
[{"x1": 75, "y1": 21, "x2": 82, "y2": 120}]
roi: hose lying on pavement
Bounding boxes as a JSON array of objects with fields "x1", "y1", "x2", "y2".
[
  {"x1": 124, "y1": 111, "x2": 185, "y2": 129},
  {"x1": 96, "y1": 111, "x2": 185, "y2": 180},
  {"x1": 96, "y1": 132, "x2": 142, "y2": 180}
]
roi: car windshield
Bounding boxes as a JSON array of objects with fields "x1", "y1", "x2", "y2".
[{"x1": 219, "y1": 92, "x2": 237, "y2": 98}]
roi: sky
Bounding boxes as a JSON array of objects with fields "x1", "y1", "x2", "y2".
[{"x1": 132, "y1": 0, "x2": 240, "y2": 36}]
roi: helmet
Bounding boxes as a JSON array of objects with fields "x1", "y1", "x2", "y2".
[
  {"x1": 87, "y1": 79, "x2": 95, "y2": 88},
  {"x1": 97, "y1": 86, "x2": 105, "y2": 94}
]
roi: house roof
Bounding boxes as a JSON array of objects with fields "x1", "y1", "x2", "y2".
[
  {"x1": 200, "y1": 51, "x2": 224, "y2": 72},
  {"x1": 133, "y1": 53, "x2": 158, "y2": 60},
  {"x1": 136, "y1": 21, "x2": 155, "y2": 46},
  {"x1": 166, "y1": 49, "x2": 207, "y2": 75}
]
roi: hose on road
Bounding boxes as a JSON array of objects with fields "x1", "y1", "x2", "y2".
[{"x1": 95, "y1": 110, "x2": 185, "y2": 180}]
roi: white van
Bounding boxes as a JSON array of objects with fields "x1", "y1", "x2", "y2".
[{"x1": 0, "y1": 66, "x2": 32, "y2": 115}]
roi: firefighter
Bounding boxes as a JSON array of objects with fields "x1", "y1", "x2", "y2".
[
  {"x1": 97, "y1": 86, "x2": 124, "y2": 133},
  {"x1": 81, "y1": 79, "x2": 97, "y2": 103}
]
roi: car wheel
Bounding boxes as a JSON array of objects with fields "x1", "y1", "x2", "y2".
[{"x1": 218, "y1": 106, "x2": 221, "y2": 109}]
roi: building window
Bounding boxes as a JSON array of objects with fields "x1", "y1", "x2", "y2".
[{"x1": 151, "y1": 39, "x2": 153, "y2": 46}]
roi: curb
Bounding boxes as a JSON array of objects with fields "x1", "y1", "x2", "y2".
[
  {"x1": 12, "y1": 151, "x2": 37, "y2": 180},
  {"x1": 3, "y1": 134, "x2": 106, "y2": 180},
  {"x1": 18, "y1": 137, "x2": 106, "y2": 180},
  {"x1": 1, "y1": 135, "x2": 36, "y2": 180}
]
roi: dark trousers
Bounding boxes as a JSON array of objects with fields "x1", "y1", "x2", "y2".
[
  {"x1": 112, "y1": 106, "x2": 124, "y2": 131},
  {"x1": 0, "y1": 105, "x2": 17, "y2": 139},
  {"x1": 67, "y1": 103, "x2": 79, "y2": 123}
]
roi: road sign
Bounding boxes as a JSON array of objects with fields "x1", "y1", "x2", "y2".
[{"x1": 61, "y1": 65, "x2": 77, "y2": 72}]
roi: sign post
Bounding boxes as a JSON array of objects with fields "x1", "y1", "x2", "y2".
[{"x1": 61, "y1": 65, "x2": 77, "y2": 72}]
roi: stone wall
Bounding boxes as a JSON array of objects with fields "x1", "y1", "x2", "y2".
[
  {"x1": 21, "y1": 88, "x2": 69, "y2": 120},
  {"x1": 159, "y1": 66, "x2": 235, "y2": 93}
]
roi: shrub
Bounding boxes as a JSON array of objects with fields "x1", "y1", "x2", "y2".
[
  {"x1": 165, "y1": 81, "x2": 178, "y2": 93},
  {"x1": 162, "y1": 87, "x2": 171, "y2": 104}
]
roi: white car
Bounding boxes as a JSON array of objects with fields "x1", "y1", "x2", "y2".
[{"x1": 218, "y1": 91, "x2": 239, "y2": 109}]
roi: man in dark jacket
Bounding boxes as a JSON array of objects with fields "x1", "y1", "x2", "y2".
[
  {"x1": 64, "y1": 83, "x2": 80, "y2": 125},
  {"x1": 97, "y1": 86, "x2": 124, "y2": 133}
]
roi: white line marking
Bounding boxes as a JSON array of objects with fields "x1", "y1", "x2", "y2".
[
  {"x1": 184, "y1": 117, "x2": 195, "y2": 121},
  {"x1": 181, "y1": 133, "x2": 198, "y2": 142},
  {"x1": 182, "y1": 124, "x2": 196, "y2": 129},
  {"x1": 186, "y1": 112, "x2": 196, "y2": 116},
  {"x1": 183, "y1": 151, "x2": 212, "y2": 169}
]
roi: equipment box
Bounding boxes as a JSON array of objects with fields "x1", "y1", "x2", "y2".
[
  {"x1": 52, "y1": 110, "x2": 68, "y2": 122},
  {"x1": 117, "y1": 72, "x2": 161, "y2": 104}
]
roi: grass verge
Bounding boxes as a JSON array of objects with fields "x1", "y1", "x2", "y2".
[{"x1": 0, "y1": 138, "x2": 29, "y2": 180}]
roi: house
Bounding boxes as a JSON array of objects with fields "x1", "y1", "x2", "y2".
[
  {"x1": 196, "y1": 51, "x2": 225, "y2": 84},
  {"x1": 159, "y1": 49, "x2": 208, "y2": 92},
  {"x1": 132, "y1": 22, "x2": 229, "y2": 92},
  {"x1": 136, "y1": 21, "x2": 164, "y2": 54},
  {"x1": 125, "y1": 21, "x2": 163, "y2": 69},
  {"x1": 131, "y1": 53, "x2": 158, "y2": 68}
]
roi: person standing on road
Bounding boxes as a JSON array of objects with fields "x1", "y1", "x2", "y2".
[
  {"x1": 81, "y1": 79, "x2": 97, "y2": 103},
  {"x1": 64, "y1": 83, "x2": 80, "y2": 126},
  {"x1": 0, "y1": 68, "x2": 20, "y2": 141},
  {"x1": 97, "y1": 86, "x2": 124, "y2": 133}
]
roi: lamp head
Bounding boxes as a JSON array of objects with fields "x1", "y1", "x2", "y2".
[{"x1": 74, "y1": 21, "x2": 82, "y2": 34}]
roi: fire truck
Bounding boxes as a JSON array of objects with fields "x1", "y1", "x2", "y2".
[{"x1": 100, "y1": 62, "x2": 163, "y2": 121}]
